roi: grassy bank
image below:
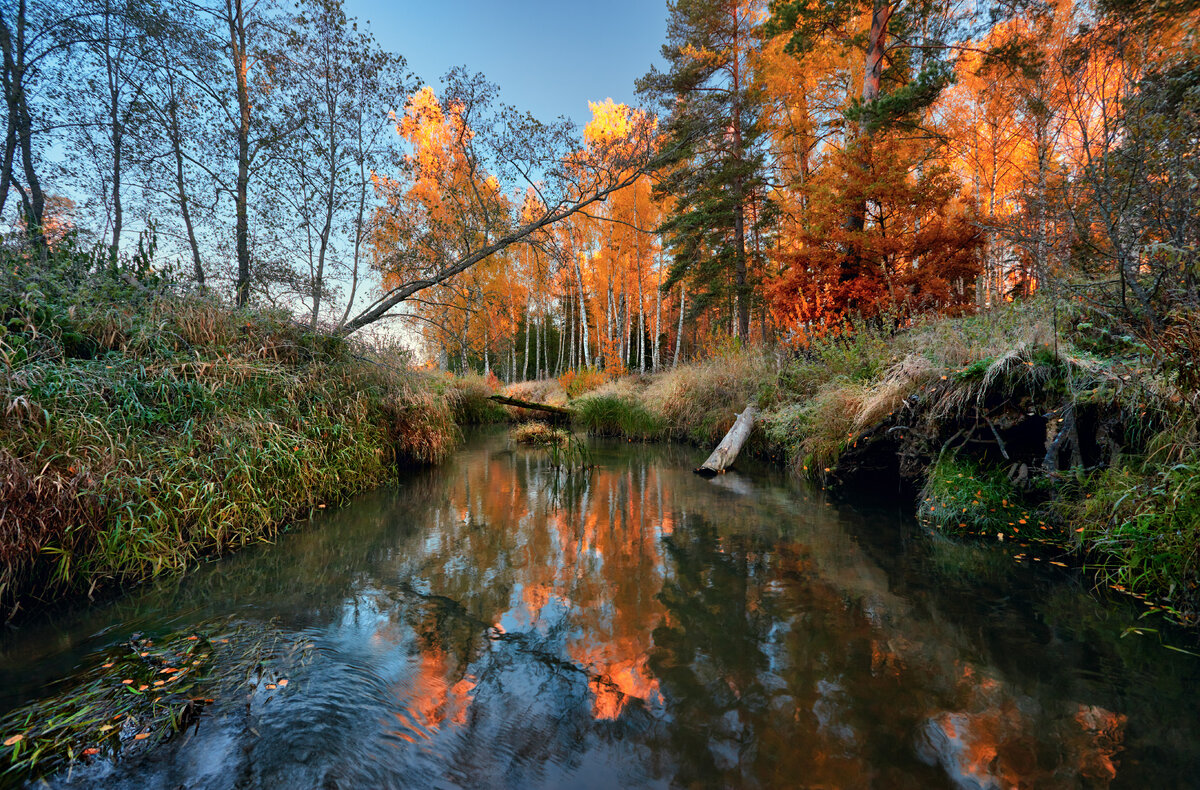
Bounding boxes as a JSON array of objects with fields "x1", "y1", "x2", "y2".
[
  {"x1": 0, "y1": 249, "x2": 467, "y2": 620},
  {"x1": 5, "y1": 244, "x2": 1197, "y2": 627},
  {"x1": 562, "y1": 299, "x2": 1200, "y2": 624}
]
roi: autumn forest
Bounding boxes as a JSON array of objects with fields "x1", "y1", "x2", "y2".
[{"x1": 3, "y1": 0, "x2": 1193, "y2": 370}]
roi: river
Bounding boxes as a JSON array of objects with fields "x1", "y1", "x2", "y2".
[{"x1": 1, "y1": 430, "x2": 1198, "y2": 788}]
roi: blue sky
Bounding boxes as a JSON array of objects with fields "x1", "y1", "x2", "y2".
[{"x1": 342, "y1": 0, "x2": 669, "y2": 126}]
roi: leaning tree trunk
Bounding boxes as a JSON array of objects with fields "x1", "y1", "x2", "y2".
[{"x1": 695, "y1": 404, "x2": 759, "y2": 477}]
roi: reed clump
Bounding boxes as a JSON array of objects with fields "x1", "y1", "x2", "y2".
[{"x1": 511, "y1": 421, "x2": 569, "y2": 446}]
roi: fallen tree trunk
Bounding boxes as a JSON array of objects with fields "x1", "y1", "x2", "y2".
[
  {"x1": 488, "y1": 394, "x2": 573, "y2": 417},
  {"x1": 695, "y1": 404, "x2": 758, "y2": 477}
]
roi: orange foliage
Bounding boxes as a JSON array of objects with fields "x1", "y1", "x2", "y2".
[{"x1": 768, "y1": 134, "x2": 983, "y2": 336}]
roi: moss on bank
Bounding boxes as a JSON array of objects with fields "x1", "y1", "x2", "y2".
[{"x1": 0, "y1": 251, "x2": 460, "y2": 620}]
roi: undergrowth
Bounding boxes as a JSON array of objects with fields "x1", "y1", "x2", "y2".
[
  {"x1": 573, "y1": 394, "x2": 662, "y2": 439},
  {"x1": 0, "y1": 239, "x2": 457, "y2": 618}
]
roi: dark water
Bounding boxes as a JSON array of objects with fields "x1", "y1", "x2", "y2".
[{"x1": 2, "y1": 431, "x2": 1199, "y2": 789}]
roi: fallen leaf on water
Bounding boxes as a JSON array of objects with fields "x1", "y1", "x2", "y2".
[
  {"x1": 277, "y1": 679, "x2": 288, "y2": 687},
  {"x1": 1050, "y1": 561, "x2": 1068, "y2": 567},
  {"x1": 3, "y1": 734, "x2": 23, "y2": 747},
  {"x1": 137, "y1": 685, "x2": 149, "y2": 691},
  {"x1": 83, "y1": 747, "x2": 99, "y2": 757},
  {"x1": 101, "y1": 662, "x2": 115, "y2": 669},
  {"x1": 153, "y1": 680, "x2": 165, "y2": 687},
  {"x1": 99, "y1": 725, "x2": 115, "y2": 732},
  {"x1": 265, "y1": 684, "x2": 276, "y2": 690},
  {"x1": 121, "y1": 679, "x2": 134, "y2": 685},
  {"x1": 134, "y1": 733, "x2": 150, "y2": 741},
  {"x1": 187, "y1": 636, "x2": 199, "y2": 641}
]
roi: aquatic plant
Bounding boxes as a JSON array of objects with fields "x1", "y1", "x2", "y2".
[
  {"x1": 0, "y1": 618, "x2": 314, "y2": 785},
  {"x1": 573, "y1": 394, "x2": 662, "y2": 439},
  {"x1": 511, "y1": 421, "x2": 569, "y2": 446}
]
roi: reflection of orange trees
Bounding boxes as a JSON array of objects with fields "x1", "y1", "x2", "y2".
[
  {"x1": 920, "y1": 663, "x2": 1127, "y2": 788},
  {"x1": 424, "y1": 447, "x2": 673, "y2": 721},
  {"x1": 388, "y1": 643, "x2": 477, "y2": 743}
]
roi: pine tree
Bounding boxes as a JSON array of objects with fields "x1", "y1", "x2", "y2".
[{"x1": 638, "y1": 0, "x2": 771, "y2": 340}]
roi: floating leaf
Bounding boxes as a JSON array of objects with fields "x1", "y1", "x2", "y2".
[{"x1": 3, "y1": 734, "x2": 23, "y2": 747}]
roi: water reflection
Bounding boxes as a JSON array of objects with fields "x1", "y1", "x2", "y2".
[{"x1": 1, "y1": 430, "x2": 1198, "y2": 789}]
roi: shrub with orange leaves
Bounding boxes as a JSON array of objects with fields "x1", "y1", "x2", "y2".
[{"x1": 559, "y1": 367, "x2": 608, "y2": 398}]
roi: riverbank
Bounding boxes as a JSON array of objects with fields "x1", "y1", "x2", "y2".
[
  {"x1": 552, "y1": 299, "x2": 1200, "y2": 624},
  {"x1": 0, "y1": 260, "x2": 492, "y2": 620},
  {"x1": 5, "y1": 257, "x2": 1196, "y2": 627}
]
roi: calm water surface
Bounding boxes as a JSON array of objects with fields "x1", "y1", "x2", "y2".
[{"x1": 2, "y1": 431, "x2": 1199, "y2": 789}]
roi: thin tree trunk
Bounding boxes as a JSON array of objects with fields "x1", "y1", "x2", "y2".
[
  {"x1": 841, "y1": 0, "x2": 895, "y2": 285},
  {"x1": 311, "y1": 114, "x2": 337, "y2": 328},
  {"x1": 556, "y1": 307, "x2": 565, "y2": 377},
  {"x1": 730, "y1": 12, "x2": 749, "y2": 339},
  {"x1": 228, "y1": 0, "x2": 252, "y2": 306},
  {"x1": 673, "y1": 284, "x2": 685, "y2": 367},
  {"x1": 162, "y1": 64, "x2": 205, "y2": 285},
  {"x1": 570, "y1": 230, "x2": 592, "y2": 367},
  {"x1": 522, "y1": 298, "x2": 531, "y2": 381},
  {"x1": 339, "y1": 145, "x2": 369, "y2": 328},
  {"x1": 652, "y1": 252, "x2": 663, "y2": 372}
]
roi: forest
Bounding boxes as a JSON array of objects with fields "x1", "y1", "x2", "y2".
[{"x1": 3, "y1": 0, "x2": 1196, "y2": 364}]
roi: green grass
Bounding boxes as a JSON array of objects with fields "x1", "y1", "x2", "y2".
[
  {"x1": 573, "y1": 394, "x2": 662, "y2": 439},
  {"x1": 0, "y1": 240, "x2": 458, "y2": 617},
  {"x1": 1069, "y1": 450, "x2": 1200, "y2": 617},
  {"x1": 918, "y1": 456, "x2": 1051, "y2": 540}
]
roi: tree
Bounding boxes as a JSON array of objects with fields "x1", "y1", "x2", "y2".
[
  {"x1": 348, "y1": 69, "x2": 659, "y2": 336},
  {"x1": 639, "y1": 0, "x2": 770, "y2": 341},
  {"x1": 269, "y1": 0, "x2": 410, "y2": 327},
  {"x1": 0, "y1": 0, "x2": 78, "y2": 256},
  {"x1": 762, "y1": 0, "x2": 984, "y2": 330},
  {"x1": 137, "y1": 3, "x2": 219, "y2": 286},
  {"x1": 61, "y1": 0, "x2": 166, "y2": 270}
]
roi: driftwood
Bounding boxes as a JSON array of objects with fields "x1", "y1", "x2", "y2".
[
  {"x1": 694, "y1": 404, "x2": 759, "y2": 477},
  {"x1": 488, "y1": 394, "x2": 573, "y2": 417}
]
